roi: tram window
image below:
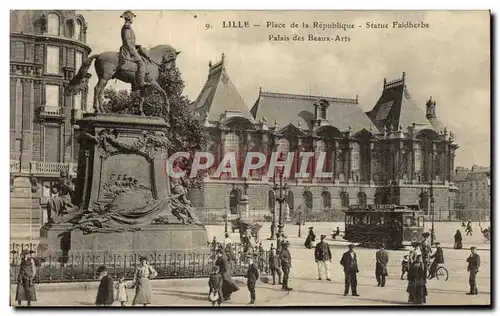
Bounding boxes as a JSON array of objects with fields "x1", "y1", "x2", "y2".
[
  {"x1": 404, "y1": 216, "x2": 412, "y2": 227},
  {"x1": 417, "y1": 216, "x2": 424, "y2": 227}
]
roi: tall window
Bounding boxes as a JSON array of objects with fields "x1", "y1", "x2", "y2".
[
  {"x1": 340, "y1": 192, "x2": 349, "y2": 208},
  {"x1": 47, "y1": 13, "x2": 60, "y2": 36},
  {"x1": 75, "y1": 51, "x2": 83, "y2": 70},
  {"x1": 73, "y1": 93, "x2": 82, "y2": 110},
  {"x1": 287, "y1": 191, "x2": 294, "y2": 210},
  {"x1": 224, "y1": 132, "x2": 239, "y2": 154},
  {"x1": 303, "y1": 191, "x2": 313, "y2": 210},
  {"x1": 46, "y1": 46, "x2": 60, "y2": 74},
  {"x1": 321, "y1": 191, "x2": 331, "y2": 209},
  {"x1": 357, "y1": 192, "x2": 367, "y2": 206},
  {"x1": 73, "y1": 20, "x2": 82, "y2": 40},
  {"x1": 414, "y1": 143, "x2": 422, "y2": 173},
  {"x1": 277, "y1": 138, "x2": 290, "y2": 155},
  {"x1": 44, "y1": 125, "x2": 60, "y2": 162},
  {"x1": 45, "y1": 84, "x2": 60, "y2": 107},
  {"x1": 351, "y1": 142, "x2": 360, "y2": 171}
]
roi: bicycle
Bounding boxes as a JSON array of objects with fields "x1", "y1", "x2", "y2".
[{"x1": 427, "y1": 261, "x2": 449, "y2": 281}]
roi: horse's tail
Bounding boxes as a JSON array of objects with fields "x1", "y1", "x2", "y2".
[{"x1": 67, "y1": 54, "x2": 98, "y2": 94}]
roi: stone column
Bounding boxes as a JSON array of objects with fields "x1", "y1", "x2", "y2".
[
  {"x1": 370, "y1": 141, "x2": 376, "y2": 185},
  {"x1": 333, "y1": 140, "x2": 339, "y2": 184},
  {"x1": 261, "y1": 132, "x2": 270, "y2": 182},
  {"x1": 347, "y1": 141, "x2": 353, "y2": 184}
]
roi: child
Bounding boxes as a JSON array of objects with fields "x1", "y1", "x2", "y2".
[
  {"x1": 401, "y1": 255, "x2": 409, "y2": 280},
  {"x1": 245, "y1": 257, "x2": 260, "y2": 305},
  {"x1": 115, "y1": 273, "x2": 128, "y2": 306},
  {"x1": 208, "y1": 266, "x2": 222, "y2": 307},
  {"x1": 95, "y1": 266, "x2": 114, "y2": 306}
]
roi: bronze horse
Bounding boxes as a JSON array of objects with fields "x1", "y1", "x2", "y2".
[{"x1": 67, "y1": 44, "x2": 180, "y2": 116}]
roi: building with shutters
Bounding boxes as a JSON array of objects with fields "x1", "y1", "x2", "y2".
[
  {"x1": 189, "y1": 54, "x2": 460, "y2": 222},
  {"x1": 10, "y1": 10, "x2": 91, "y2": 243},
  {"x1": 454, "y1": 165, "x2": 490, "y2": 220}
]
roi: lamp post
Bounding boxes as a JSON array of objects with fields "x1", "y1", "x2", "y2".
[
  {"x1": 224, "y1": 210, "x2": 229, "y2": 234},
  {"x1": 430, "y1": 196, "x2": 436, "y2": 244},
  {"x1": 275, "y1": 166, "x2": 289, "y2": 236}
]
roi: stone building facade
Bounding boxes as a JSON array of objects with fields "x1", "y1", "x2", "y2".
[
  {"x1": 10, "y1": 10, "x2": 91, "y2": 243},
  {"x1": 455, "y1": 165, "x2": 491, "y2": 209},
  {"x1": 190, "y1": 54, "x2": 459, "y2": 222}
]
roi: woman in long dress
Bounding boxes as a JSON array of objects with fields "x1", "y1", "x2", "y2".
[
  {"x1": 15, "y1": 248, "x2": 37, "y2": 306},
  {"x1": 454, "y1": 230, "x2": 463, "y2": 249},
  {"x1": 407, "y1": 255, "x2": 427, "y2": 304},
  {"x1": 214, "y1": 250, "x2": 239, "y2": 301},
  {"x1": 132, "y1": 256, "x2": 158, "y2": 306}
]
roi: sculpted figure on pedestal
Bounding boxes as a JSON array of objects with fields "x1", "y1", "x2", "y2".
[{"x1": 46, "y1": 170, "x2": 77, "y2": 223}]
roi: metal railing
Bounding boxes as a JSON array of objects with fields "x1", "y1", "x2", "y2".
[
  {"x1": 194, "y1": 208, "x2": 270, "y2": 224},
  {"x1": 30, "y1": 161, "x2": 72, "y2": 175},
  {"x1": 10, "y1": 243, "x2": 270, "y2": 284}
]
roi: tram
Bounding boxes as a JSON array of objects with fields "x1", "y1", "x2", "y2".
[{"x1": 343, "y1": 204, "x2": 425, "y2": 249}]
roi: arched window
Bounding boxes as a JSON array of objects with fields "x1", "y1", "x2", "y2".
[
  {"x1": 224, "y1": 132, "x2": 239, "y2": 155},
  {"x1": 303, "y1": 191, "x2": 313, "y2": 210},
  {"x1": 321, "y1": 191, "x2": 331, "y2": 209},
  {"x1": 47, "y1": 13, "x2": 60, "y2": 36},
  {"x1": 419, "y1": 192, "x2": 429, "y2": 215},
  {"x1": 73, "y1": 19, "x2": 83, "y2": 40},
  {"x1": 340, "y1": 192, "x2": 349, "y2": 208},
  {"x1": 229, "y1": 189, "x2": 240, "y2": 215},
  {"x1": 75, "y1": 51, "x2": 83, "y2": 70},
  {"x1": 73, "y1": 93, "x2": 82, "y2": 110},
  {"x1": 287, "y1": 191, "x2": 294, "y2": 210},
  {"x1": 357, "y1": 192, "x2": 367, "y2": 206},
  {"x1": 268, "y1": 190, "x2": 275, "y2": 211},
  {"x1": 277, "y1": 138, "x2": 290, "y2": 155}
]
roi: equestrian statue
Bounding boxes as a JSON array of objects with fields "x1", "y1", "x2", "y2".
[{"x1": 67, "y1": 10, "x2": 181, "y2": 116}]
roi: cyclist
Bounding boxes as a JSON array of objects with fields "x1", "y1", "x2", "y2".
[{"x1": 428, "y1": 242, "x2": 444, "y2": 279}]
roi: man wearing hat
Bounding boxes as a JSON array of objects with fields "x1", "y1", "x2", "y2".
[
  {"x1": 428, "y1": 242, "x2": 444, "y2": 279},
  {"x1": 375, "y1": 243, "x2": 389, "y2": 287},
  {"x1": 15, "y1": 248, "x2": 37, "y2": 306},
  {"x1": 245, "y1": 257, "x2": 260, "y2": 304},
  {"x1": 279, "y1": 242, "x2": 293, "y2": 291},
  {"x1": 340, "y1": 244, "x2": 359, "y2": 296},
  {"x1": 208, "y1": 266, "x2": 223, "y2": 306},
  {"x1": 314, "y1": 235, "x2": 332, "y2": 281},
  {"x1": 420, "y1": 232, "x2": 432, "y2": 284},
  {"x1": 466, "y1": 246, "x2": 480, "y2": 295},
  {"x1": 95, "y1": 266, "x2": 114, "y2": 306}
]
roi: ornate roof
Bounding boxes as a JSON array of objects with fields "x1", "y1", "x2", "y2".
[
  {"x1": 191, "y1": 54, "x2": 255, "y2": 123},
  {"x1": 366, "y1": 72, "x2": 436, "y2": 133},
  {"x1": 250, "y1": 90, "x2": 377, "y2": 133}
]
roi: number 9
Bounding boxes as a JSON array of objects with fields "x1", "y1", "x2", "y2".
[{"x1": 205, "y1": 23, "x2": 211, "y2": 30}]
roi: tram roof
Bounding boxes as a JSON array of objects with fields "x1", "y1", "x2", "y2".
[{"x1": 345, "y1": 204, "x2": 420, "y2": 213}]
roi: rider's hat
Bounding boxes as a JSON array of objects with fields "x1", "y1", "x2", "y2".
[
  {"x1": 434, "y1": 242, "x2": 440, "y2": 245},
  {"x1": 120, "y1": 10, "x2": 136, "y2": 20}
]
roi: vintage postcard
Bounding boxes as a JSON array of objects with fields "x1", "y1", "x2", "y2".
[{"x1": 9, "y1": 10, "x2": 490, "y2": 307}]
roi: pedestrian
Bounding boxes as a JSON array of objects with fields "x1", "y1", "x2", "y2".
[
  {"x1": 465, "y1": 220, "x2": 473, "y2": 236},
  {"x1": 466, "y1": 246, "x2": 480, "y2": 295},
  {"x1": 215, "y1": 250, "x2": 239, "y2": 301},
  {"x1": 314, "y1": 235, "x2": 332, "y2": 281},
  {"x1": 279, "y1": 241, "x2": 293, "y2": 291},
  {"x1": 95, "y1": 266, "x2": 114, "y2": 306},
  {"x1": 332, "y1": 226, "x2": 341, "y2": 239},
  {"x1": 268, "y1": 247, "x2": 282, "y2": 285},
  {"x1": 454, "y1": 230, "x2": 463, "y2": 249},
  {"x1": 115, "y1": 273, "x2": 129, "y2": 306},
  {"x1": 428, "y1": 242, "x2": 444, "y2": 279},
  {"x1": 409, "y1": 241, "x2": 421, "y2": 263},
  {"x1": 304, "y1": 226, "x2": 316, "y2": 249},
  {"x1": 401, "y1": 255, "x2": 409, "y2": 280},
  {"x1": 131, "y1": 256, "x2": 158, "y2": 306},
  {"x1": 375, "y1": 243, "x2": 389, "y2": 287},
  {"x1": 420, "y1": 232, "x2": 432, "y2": 284},
  {"x1": 208, "y1": 266, "x2": 223, "y2": 307},
  {"x1": 223, "y1": 233, "x2": 233, "y2": 246},
  {"x1": 340, "y1": 244, "x2": 359, "y2": 297},
  {"x1": 245, "y1": 257, "x2": 260, "y2": 305},
  {"x1": 407, "y1": 254, "x2": 427, "y2": 304},
  {"x1": 15, "y1": 248, "x2": 37, "y2": 306}
]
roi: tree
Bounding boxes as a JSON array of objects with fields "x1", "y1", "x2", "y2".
[{"x1": 102, "y1": 67, "x2": 207, "y2": 188}]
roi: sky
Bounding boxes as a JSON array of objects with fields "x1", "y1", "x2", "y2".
[{"x1": 79, "y1": 10, "x2": 491, "y2": 168}]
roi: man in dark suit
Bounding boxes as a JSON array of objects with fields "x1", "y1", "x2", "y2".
[
  {"x1": 315, "y1": 235, "x2": 332, "y2": 281},
  {"x1": 279, "y1": 242, "x2": 293, "y2": 291},
  {"x1": 340, "y1": 244, "x2": 359, "y2": 296},
  {"x1": 466, "y1": 246, "x2": 480, "y2": 295},
  {"x1": 428, "y1": 242, "x2": 444, "y2": 279},
  {"x1": 268, "y1": 247, "x2": 282, "y2": 285},
  {"x1": 245, "y1": 258, "x2": 260, "y2": 304},
  {"x1": 375, "y1": 243, "x2": 389, "y2": 287},
  {"x1": 95, "y1": 266, "x2": 114, "y2": 306}
]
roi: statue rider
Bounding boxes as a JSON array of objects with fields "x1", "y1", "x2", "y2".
[{"x1": 119, "y1": 10, "x2": 151, "y2": 90}]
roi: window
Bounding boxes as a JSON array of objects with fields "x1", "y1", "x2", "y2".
[
  {"x1": 321, "y1": 191, "x2": 331, "y2": 209},
  {"x1": 46, "y1": 46, "x2": 60, "y2": 74},
  {"x1": 47, "y1": 13, "x2": 60, "y2": 36},
  {"x1": 320, "y1": 106, "x2": 327, "y2": 119},
  {"x1": 75, "y1": 51, "x2": 83, "y2": 70},
  {"x1": 45, "y1": 84, "x2": 60, "y2": 107},
  {"x1": 73, "y1": 20, "x2": 82, "y2": 40},
  {"x1": 73, "y1": 93, "x2": 82, "y2": 110}
]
